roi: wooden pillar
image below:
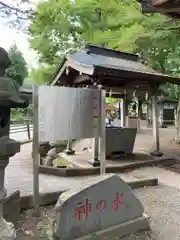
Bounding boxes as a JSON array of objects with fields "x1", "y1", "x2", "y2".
[
  {"x1": 159, "y1": 104, "x2": 163, "y2": 128},
  {"x1": 118, "y1": 101, "x2": 121, "y2": 119},
  {"x1": 88, "y1": 137, "x2": 100, "y2": 167},
  {"x1": 65, "y1": 84, "x2": 75, "y2": 155},
  {"x1": 137, "y1": 99, "x2": 142, "y2": 130},
  {"x1": 150, "y1": 94, "x2": 163, "y2": 157},
  {"x1": 120, "y1": 98, "x2": 126, "y2": 127},
  {"x1": 152, "y1": 95, "x2": 159, "y2": 150},
  {"x1": 146, "y1": 102, "x2": 149, "y2": 126},
  {"x1": 65, "y1": 140, "x2": 75, "y2": 155},
  {"x1": 90, "y1": 137, "x2": 100, "y2": 166},
  {"x1": 88, "y1": 84, "x2": 101, "y2": 167}
]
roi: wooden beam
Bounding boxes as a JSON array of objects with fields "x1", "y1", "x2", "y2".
[
  {"x1": 141, "y1": 0, "x2": 180, "y2": 14},
  {"x1": 152, "y1": 0, "x2": 170, "y2": 6},
  {"x1": 156, "y1": 7, "x2": 180, "y2": 13},
  {"x1": 152, "y1": 0, "x2": 180, "y2": 13},
  {"x1": 106, "y1": 93, "x2": 125, "y2": 98},
  {"x1": 73, "y1": 74, "x2": 92, "y2": 84},
  {"x1": 67, "y1": 58, "x2": 94, "y2": 75},
  {"x1": 51, "y1": 62, "x2": 67, "y2": 86},
  {"x1": 104, "y1": 87, "x2": 124, "y2": 92}
]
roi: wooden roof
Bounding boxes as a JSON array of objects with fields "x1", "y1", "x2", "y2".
[
  {"x1": 50, "y1": 45, "x2": 180, "y2": 92},
  {"x1": 20, "y1": 85, "x2": 33, "y2": 102},
  {"x1": 140, "y1": 0, "x2": 180, "y2": 19}
]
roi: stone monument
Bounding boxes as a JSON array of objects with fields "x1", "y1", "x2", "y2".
[
  {"x1": 0, "y1": 47, "x2": 29, "y2": 240},
  {"x1": 53, "y1": 174, "x2": 149, "y2": 240}
]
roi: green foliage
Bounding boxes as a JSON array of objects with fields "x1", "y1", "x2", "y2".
[
  {"x1": 29, "y1": 0, "x2": 147, "y2": 64},
  {"x1": 38, "y1": 224, "x2": 53, "y2": 239},
  {"x1": 29, "y1": 65, "x2": 56, "y2": 84},
  {"x1": 106, "y1": 98, "x2": 120, "y2": 103},
  {"x1": 6, "y1": 43, "x2": 28, "y2": 86},
  {"x1": 29, "y1": 0, "x2": 180, "y2": 98},
  {"x1": 11, "y1": 105, "x2": 32, "y2": 121}
]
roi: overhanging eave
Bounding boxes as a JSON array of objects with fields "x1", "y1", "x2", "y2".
[
  {"x1": 50, "y1": 45, "x2": 180, "y2": 89},
  {"x1": 67, "y1": 58, "x2": 95, "y2": 76}
]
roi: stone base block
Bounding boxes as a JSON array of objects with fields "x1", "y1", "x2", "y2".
[
  {"x1": 64, "y1": 148, "x2": 75, "y2": 155},
  {"x1": 150, "y1": 150, "x2": 163, "y2": 157},
  {"x1": 88, "y1": 159, "x2": 100, "y2": 167},
  {"x1": 77, "y1": 214, "x2": 150, "y2": 240}
]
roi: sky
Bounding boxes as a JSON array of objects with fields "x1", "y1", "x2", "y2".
[
  {"x1": 0, "y1": 23, "x2": 38, "y2": 68},
  {"x1": 0, "y1": 0, "x2": 38, "y2": 68}
]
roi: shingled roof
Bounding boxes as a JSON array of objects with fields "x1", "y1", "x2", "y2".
[
  {"x1": 68, "y1": 46, "x2": 155, "y2": 75},
  {"x1": 51, "y1": 45, "x2": 180, "y2": 89}
]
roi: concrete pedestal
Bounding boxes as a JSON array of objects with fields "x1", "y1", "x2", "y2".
[
  {"x1": 0, "y1": 137, "x2": 21, "y2": 240},
  {"x1": 0, "y1": 171, "x2": 16, "y2": 240},
  {"x1": 88, "y1": 137, "x2": 100, "y2": 167},
  {"x1": 65, "y1": 140, "x2": 75, "y2": 155}
]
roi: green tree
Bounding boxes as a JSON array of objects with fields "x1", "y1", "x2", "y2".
[
  {"x1": 6, "y1": 43, "x2": 28, "y2": 86},
  {"x1": 29, "y1": 0, "x2": 147, "y2": 64},
  {"x1": 29, "y1": 0, "x2": 180, "y2": 141},
  {"x1": 29, "y1": 65, "x2": 56, "y2": 84},
  {"x1": 29, "y1": 0, "x2": 180, "y2": 65}
]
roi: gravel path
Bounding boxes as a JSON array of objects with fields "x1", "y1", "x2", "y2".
[{"x1": 121, "y1": 183, "x2": 180, "y2": 240}]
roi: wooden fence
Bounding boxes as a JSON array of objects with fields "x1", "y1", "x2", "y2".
[{"x1": 10, "y1": 120, "x2": 33, "y2": 139}]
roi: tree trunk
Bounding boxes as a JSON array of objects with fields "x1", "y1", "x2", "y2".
[{"x1": 175, "y1": 98, "x2": 180, "y2": 144}]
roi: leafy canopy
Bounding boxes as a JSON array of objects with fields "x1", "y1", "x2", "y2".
[
  {"x1": 6, "y1": 43, "x2": 28, "y2": 86},
  {"x1": 29, "y1": 65, "x2": 56, "y2": 84},
  {"x1": 29, "y1": 0, "x2": 180, "y2": 96},
  {"x1": 29, "y1": 0, "x2": 177, "y2": 63}
]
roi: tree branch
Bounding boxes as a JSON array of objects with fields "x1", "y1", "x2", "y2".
[
  {"x1": 0, "y1": 1, "x2": 26, "y2": 14},
  {"x1": 0, "y1": 0, "x2": 33, "y2": 19}
]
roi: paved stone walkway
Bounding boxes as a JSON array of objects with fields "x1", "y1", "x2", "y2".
[
  {"x1": 5, "y1": 143, "x2": 144, "y2": 197},
  {"x1": 6, "y1": 126, "x2": 180, "y2": 239},
  {"x1": 5, "y1": 126, "x2": 180, "y2": 197}
]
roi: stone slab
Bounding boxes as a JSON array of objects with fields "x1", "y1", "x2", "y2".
[
  {"x1": 3, "y1": 191, "x2": 21, "y2": 224},
  {"x1": 54, "y1": 174, "x2": 146, "y2": 240},
  {"x1": 39, "y1": 155, "x2": 174, "y2": 176},
  {"x1": 0, "y1": 137, "x2": 20, "y2": 158},
  {"x1": 21, "y1": 191, "x2": 64, "y2": 209},
  {"x1": 56, "y1": 151, "x2": 174, "y2": 173},
  {"x1": 76, "y1": 214, "x2": 149, "y2": 240}
]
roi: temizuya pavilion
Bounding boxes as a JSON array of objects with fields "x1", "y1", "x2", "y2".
[{"x1": 50, "y1": 45, "x2": 180, "y2": 164}]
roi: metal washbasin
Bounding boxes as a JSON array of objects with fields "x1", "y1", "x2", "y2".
[{"x1": 106, "y1": 127, "x2": 137, "y2": 158}]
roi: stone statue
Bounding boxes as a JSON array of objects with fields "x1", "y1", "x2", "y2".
[{"x1": 0, "y1": 47, "x2": 29, "y2": 240}]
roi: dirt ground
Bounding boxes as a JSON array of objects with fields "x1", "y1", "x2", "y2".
[
  {"x1": 15, "y1": 206, "x2": 55, "y2": 239},
  {"x1": 15, "y1": 183, "x2": 180, "y2": 240}
]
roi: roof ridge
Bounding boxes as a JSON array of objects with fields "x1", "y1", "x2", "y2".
[{"x1": 85, "y1": 44, "x2": 140, "y2": 62}]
